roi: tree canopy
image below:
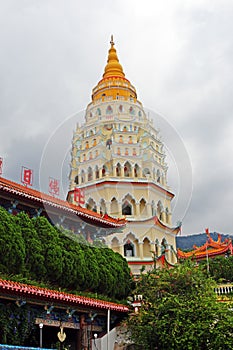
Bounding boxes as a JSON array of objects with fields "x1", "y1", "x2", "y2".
[
  {"x1": 0, "y1": 207, "x2": 132, "y2": 300},
  {"x1": 127, "y1": 261, "x2": 233, "y2": 350}
]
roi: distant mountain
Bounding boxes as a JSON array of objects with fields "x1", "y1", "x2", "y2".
[{"x1": 176, "y1": 232, "x2": 233, "y2": 251}]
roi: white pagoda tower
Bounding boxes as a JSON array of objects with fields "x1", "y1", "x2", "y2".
[{"x1": 67, "y1": 37, "x2": 180, "y2": 274}]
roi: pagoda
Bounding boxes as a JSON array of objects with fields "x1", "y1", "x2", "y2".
[{"x1": 67, "y1": 37, "x2": 181, "y2": 274}]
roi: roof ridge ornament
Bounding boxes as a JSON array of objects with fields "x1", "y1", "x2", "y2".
[{"x1": 110, "y1": 34, "x2": 114, "y2": 46}]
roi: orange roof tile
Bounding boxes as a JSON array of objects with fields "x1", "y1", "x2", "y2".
[
  {"x1": 0, "y1": 278, "x2": 129, "y2": 312},
  {"x1": 0, "y1": 177, "x2": 126, "y2": 228}
]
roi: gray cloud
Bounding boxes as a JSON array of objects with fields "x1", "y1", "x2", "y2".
[{"x1": 1, "y1": 0, "x2": 233, "y2": 235}]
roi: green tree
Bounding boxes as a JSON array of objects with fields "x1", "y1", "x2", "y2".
[
  {"x1": 201, "y1": 255, "x2": 233, "y2": 283},
  {"x1": 80, "y1": 244, "x2": 100, "y2": 291},
  {"x1": 127, "y1": 261, "x2": 233, "y2": 350},
  {"x1": 0, "y1": 207, "x2": 25, "y2": 274},
  {"x1": 57, "y1": 232, "x2": 87, "y2": 289},
  {"x1": 33, "y1": 216, "x2": 63, "y2": 284},
  {"x1": 14, "y1": 212, "x2": 46, "y2": 280}
]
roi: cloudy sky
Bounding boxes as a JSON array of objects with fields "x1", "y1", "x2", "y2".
[{"x1": 1, "y1": 0, "x2": 233, "y2": 236}]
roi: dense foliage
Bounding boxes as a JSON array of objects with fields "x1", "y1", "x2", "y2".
[
  {"x1": 0, "y1": 207, "x2": 132, "y2": 300},
  {"x1": 200, "y1": 255, "x2": 233, "y2": 282},
  {"x1": 127, "y1": 261, "x2": 233, "y2": 350}
]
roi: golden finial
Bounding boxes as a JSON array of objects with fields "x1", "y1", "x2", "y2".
[
  {"x1": 102, "y1": 36, "x2": 125, "y2": 78},
  {"x1": 110, "y1": 35, "x2": 114, "y2": 46}
]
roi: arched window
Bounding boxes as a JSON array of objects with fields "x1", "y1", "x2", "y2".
[
  {"x1": 151, "y1": 200, "x2": 156, "y2": 216},
  {"x1": 87, "y1": 167, "x2": 93, "y2": 181},
  {"x1": 143, "y1": 168, "x2": 150, "y2": 177},
  {"x1": 134, "y1": 164, "x2": 139, "y2": 177},
  {"x1": 100, "y1": 199, "x2": 106, "y2": 215},
  {"x1": 81, "y1": 170, "x2": 85, "y2": 183},
  {"x1": 157, "y1": 169, "x2": 161, "y2": 183},
  {"x1": 133, "y1": 148, "x2": 136, "y2": 156},
  {"x1": 117, "y1": 147, "x2": 121, "y2": 155},
  {"x1": 92, "y1": 138, "x2": 97, "y2": 146},
  {"x1": 125, "y1": 148, "x2": 129, "y2": 156},
  {"x1": 129, "y1": 106, "x2": 135, "y2": 115},
  {"x1": 157, "y1": 200, "x2": 163, "y2": 220},
  {"x1": 74, "y1": 175, "x2": 79, "y2": 185},
  {"x1": 140, "y1": 198, "x2": 147, "y2": 216},
  {"x1": 161, "y1": 238, "x2": 168, "y2": 254},
  {"x1": 123, "y1": 126, "x2": 128, "y2": 132},
  {"x1": 95, "y1": 166, "x2": 99, "y2": 179},
  {"x1": 85, "y1": 141, "x2": 89, "y2": 149},
  {"x1": 124, "y1": 241, "x2": 134, "y2": 257},
  {"x1": 119, "y1": 105, "x2": 123, "y2": 113},
  {"x1": 106, "y1": 105, "x2": 113, "y2": 114},
  {"x1": 128, "y1": 136, "x2": 133, "y2": 144},
  {"x1": 89, "y1": 152, "x2": 92, "y2": 160},
  {"x1": 102, "y1": 165, "x2": 107, "y2": 177},
  {"x1": 122, "y1": 201, "x2": 132, "y2": 215},
  {"x1": 96, "y1": 108, "x2": 101, "y2": 116},
  {"x1": 86, "y1": 198, "x2": 97, "y2": 212},
  {"x1": 143, "y1": 238, "x2": 151, "y2": 257},
  {"x1": 116, "y1": 163, "x2": 121, "y2": 176},
  {"x1": 124, "y1": 161, "x2": 131, "y2": 177},
  {"x1": 119, "y1": 135, "x2": 123, "y2": 143},
  {"x1": 111, "y1": 237, "x2": 120, "y2": 253},
  {"x1": 95, "y1": 150, "x2": 99, "y2": 157}
]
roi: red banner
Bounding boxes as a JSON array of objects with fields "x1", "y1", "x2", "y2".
[
  {"x1": 49, "y1": 177, "x2": 60, "y2": 197},
  {"x1": 74, "y1": 187, "x2": 85, "y2": 205},
  {"x1": 21, "y1": 166, "x2": 33, "y2": 186},
  {"x1": 0, "y1": 157, "x2": 3, "y2": 175}
]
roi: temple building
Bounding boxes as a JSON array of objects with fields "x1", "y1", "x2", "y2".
[
  {"x1": 67, "y1": 37, "x2": 181, "y2": 274},
  {"x1": 177, "y1": 228, "x2": 233, "y2": 262}
]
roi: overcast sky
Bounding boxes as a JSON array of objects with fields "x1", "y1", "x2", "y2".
[{"x1": 1, "y1": 0, "x2": 233, "y2": 236}]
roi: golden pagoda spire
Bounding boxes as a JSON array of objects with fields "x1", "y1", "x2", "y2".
[
  {"x1": 103, "y1": 35, "x2": 125, "y2": 78},
  {"x1": 91, "y1": 36, "x2": 137, "y2": 102}
]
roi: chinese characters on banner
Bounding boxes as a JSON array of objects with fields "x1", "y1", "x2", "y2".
[
  {"x1": 0, "y1": 157, "x2": 3, "y2": 176},
  {"x1": 21, "y1": 167, "x2": 33, "y2": 187},
  {"x1": 49, "y1": 177, "x2": 60, "y2": 197},
  {"x1": 74, "y1": 187, "x2": 85, "y2": 205}
]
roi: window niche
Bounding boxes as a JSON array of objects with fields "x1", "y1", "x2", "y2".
[
  {"x1": 124, "y1": 241, "x2": 135, "y2": 257},
  {"x1": 122, "y1": 201, "x2": 132, "y2": 215}
]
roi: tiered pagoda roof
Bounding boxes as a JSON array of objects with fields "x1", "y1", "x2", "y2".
[{"x1": 177, "y1": 228, "x2": 233, "y2": 260}]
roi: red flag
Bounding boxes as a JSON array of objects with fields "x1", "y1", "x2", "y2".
[
  {"x1": 0, "y1": 157, "x2": 3, "y2": 175},
  {"x1": 74, "y1": 187, "x2": 85, "y2": 205},
  {"x1": 49, "y1": 177, "x2": 60, "y2": 197},
  {"x1": 21, "y1": 167, "x2": 33, "y2": 186}
]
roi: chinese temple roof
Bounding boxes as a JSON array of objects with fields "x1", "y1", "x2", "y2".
[
  {"x1": 0, "y1": 176, "x2": 126, "y2": 229},
  {"x1": 0, "y1": 278, "x2": 129, "y2": 313},
  {"x1": 177, "y1": 228, "x2": 233, "y2": 260}
]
